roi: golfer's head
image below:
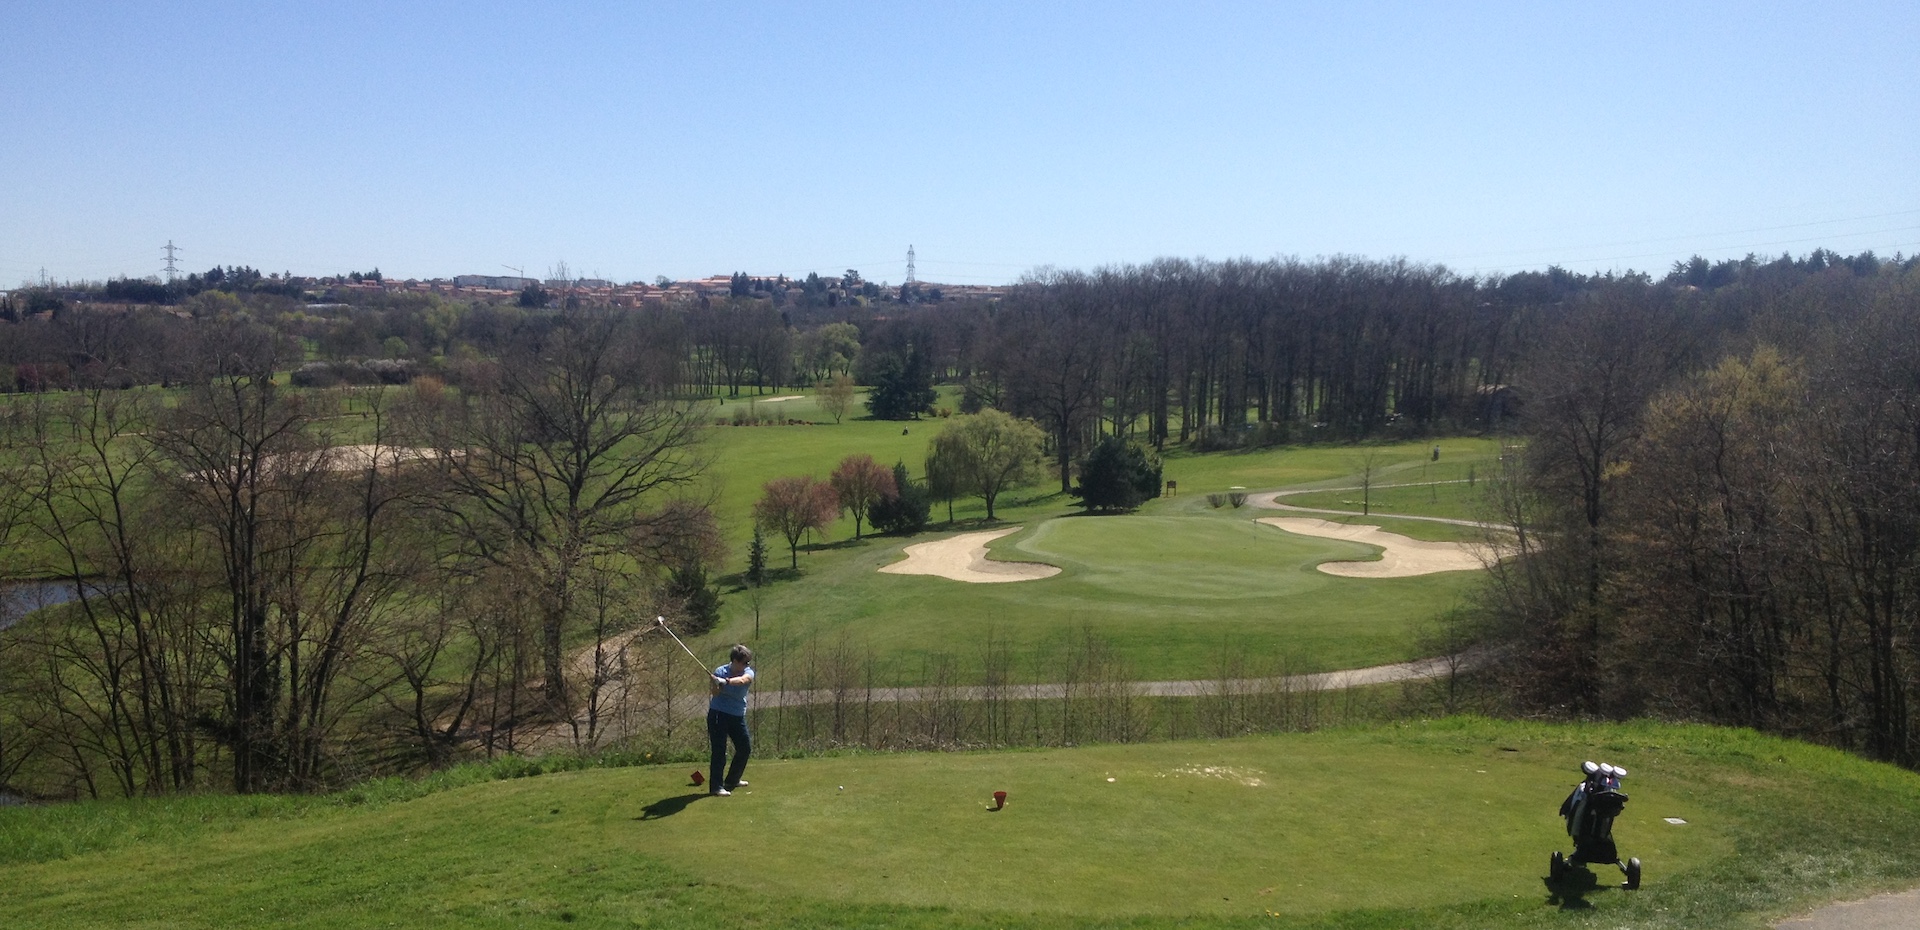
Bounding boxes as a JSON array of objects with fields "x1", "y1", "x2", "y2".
[{"x1": 730, "y1": 644, "x2": 753, "y2": 668}]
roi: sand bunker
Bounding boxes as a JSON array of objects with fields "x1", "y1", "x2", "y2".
[
  {"x1": 1258, "y1": 517, "x2": 1493, "y2": 578},
  {"x1": 315, "y1": 444, "x2": 445, "y2": 471},
  {"x1": 757, "y1": 395, "x2": 805, "y2": 402},
  {"x1": 879, "y1": 527, "x2": 1061, "y2": 583}
]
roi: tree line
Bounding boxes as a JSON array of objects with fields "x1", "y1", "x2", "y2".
[{"x1": 1475, "y1": 256, "x2": 1920, "y2": 769}]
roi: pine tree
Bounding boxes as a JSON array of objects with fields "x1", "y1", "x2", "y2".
[
  {"x1": 666, "y1": 562, "x2": 723, "y2": 635},
  {"x1": 747, "y1": 526, "x2": 768, "y2": 587},
  {"x1": 1073, "y1": 435, "x2": 1163, "y2": 511}
]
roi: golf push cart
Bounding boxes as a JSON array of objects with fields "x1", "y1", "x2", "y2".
[{"x1": 1549, "y1": 760, "x2": 1642, "y2": 889}]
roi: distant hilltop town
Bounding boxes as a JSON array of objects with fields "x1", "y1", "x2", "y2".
[
  {"x1": 427, "y1": 272, "x2": 1006, "y2": 308},
  {"x1": 2, "y1": 267, "x2": 1006, "y2": 317}
]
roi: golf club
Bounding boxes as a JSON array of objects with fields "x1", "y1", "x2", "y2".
[{"x1": 654, "y1": 616, "x2": 718, "y2": 679}]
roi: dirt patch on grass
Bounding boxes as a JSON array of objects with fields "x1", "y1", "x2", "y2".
[
  {"x1": 878, "y1": 527, "x2": 1061, "y2": 583},
  {"x1": 1157, "y1": 765, "x2": 1267, "y2": 787},
  {"x1": 1258, "y1": 517, "x2": 1496, "y2": 577}
]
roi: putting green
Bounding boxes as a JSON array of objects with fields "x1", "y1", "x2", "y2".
[{"x1": 740, "y1": 506, "x2": 1481, "y2": 679}]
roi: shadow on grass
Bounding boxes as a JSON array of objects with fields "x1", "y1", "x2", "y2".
[
  {"x1": 1543, "y1": 868, "x2": 1615, "y2": 910},
  {"x1": 635, "y1": 793, "x2": 707, "y2": 821}
]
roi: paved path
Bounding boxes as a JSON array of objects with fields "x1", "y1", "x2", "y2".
[
  {"x1": 1773, "y1": 888, "x2": 1920, "y2": 930},
  {"x1": 750, "y1": 654, "x2": 1465, "y2": 709},
  {"x1": 1251, "y1": 482, "x2": 1500, "y2": 529}
]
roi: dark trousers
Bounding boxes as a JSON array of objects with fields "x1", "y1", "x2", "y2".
[{"x1": 707, "y1": 708, "x2": 750, "y2": 791}]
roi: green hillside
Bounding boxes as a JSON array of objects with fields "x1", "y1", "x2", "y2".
[{"x1": 4, "y1": 719, "x2": 1916, "y2": 929}]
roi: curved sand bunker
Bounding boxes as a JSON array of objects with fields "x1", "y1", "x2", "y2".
[
  {"x1": 879, "y1": 527, "x2": 1061, "y2": 583},
  {"x1": 1258, "y1": 517, "x2": 1493, "y2": 578}
]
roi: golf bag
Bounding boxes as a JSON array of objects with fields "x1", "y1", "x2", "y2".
[{"x1": 1549, "y1": 760, "x2": 1641, "y2": 889}]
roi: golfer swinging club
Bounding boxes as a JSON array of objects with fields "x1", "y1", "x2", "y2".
[{"x1": 707, "y1": 644, "x2": 754, "y2": 796}]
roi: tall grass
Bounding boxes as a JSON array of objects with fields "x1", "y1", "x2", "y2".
[{"x1": 583, "y1": 626, "x2": 1430, "y2": 761}]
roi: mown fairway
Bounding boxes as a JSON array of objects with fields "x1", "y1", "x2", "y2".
[{"x1": 4, "y1": 719, "x2": 1917, "y2": 929}]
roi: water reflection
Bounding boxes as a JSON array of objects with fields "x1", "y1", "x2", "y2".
[{"x1": 0, "y1": 580, "x2": 87, "y2": 631}]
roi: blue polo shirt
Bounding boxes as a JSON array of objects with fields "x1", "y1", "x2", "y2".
[{"x1": 710, "y1": 664, "x2": 755, "y2": 716}]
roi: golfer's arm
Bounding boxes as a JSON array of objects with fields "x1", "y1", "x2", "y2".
[{"x1": 715, "y1": 672, "x2": 754, "y2": 687}]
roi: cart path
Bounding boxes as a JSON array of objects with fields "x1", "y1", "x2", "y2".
[
  {"x1": 746, "y1": 653, "x2": 1465, "y2": 708},
  {"x1": 1250, "y1": 482, "x2": 1501, "y2": 529},
  {"x1": 1774, "y1": 888, "x2": 1920, "y2": 930}
]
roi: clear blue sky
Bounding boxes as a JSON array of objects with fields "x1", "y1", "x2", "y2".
[{"x1": 4, "y1": 1, "x2": 1915, "y2": 287}]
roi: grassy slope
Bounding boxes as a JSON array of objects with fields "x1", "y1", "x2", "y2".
[{"x1": 3, "y1": 719, "x2": 1917, "y2": 929}]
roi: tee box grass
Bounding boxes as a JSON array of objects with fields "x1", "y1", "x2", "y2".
[{"x1": 4, "y1": 718, "x2": 1917, "y2": 929}]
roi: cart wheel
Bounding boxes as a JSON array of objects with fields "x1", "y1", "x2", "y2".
[
  {"x1": 1550, "y1": 851, "x2": 1567, "y2": 879},
  {"x1": 1624, "y1": 857, "x2": 1642, "y2": 890}
]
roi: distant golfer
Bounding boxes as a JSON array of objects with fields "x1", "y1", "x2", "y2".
[{"x1": 707, "y1": 644, "x2": 755, "y2": 797}]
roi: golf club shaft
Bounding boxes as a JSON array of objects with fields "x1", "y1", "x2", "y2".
[{"x1": 658, "y1": 620, "x2": 715, "y2": 677}]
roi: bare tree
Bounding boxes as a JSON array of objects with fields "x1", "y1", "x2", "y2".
[
  {"x1": 415, "y1": 307, "x2": 709, "y2": 722},
  {"x1": 753, "y1": 476, "x2": 839, "y2": 569},
  {"x1": 148, "y1": 328, "x2": 329, "y2": 793},
  {"x1": 998, "y1": 276, "x2": 1104, "y2": 493},
  {"x1": 1353, "y1": 450, "x2": 1381, "y2": 516},
  {"x1": 15, "y1": 388, "x2": 209, "y2": 795},
  {"x1": 830, "y1": 454, "x2": 896, "y2": 540}
]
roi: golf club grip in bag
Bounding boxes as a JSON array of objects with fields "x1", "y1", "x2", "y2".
[{"x1": 1561, "y1": 783, "x2": 1628, "y2": 864}]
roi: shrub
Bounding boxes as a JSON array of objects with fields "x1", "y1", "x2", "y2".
[
  {"x1": 1072, "y1": 435, "x2": 1163, "y2": 512},
  {"x1": 869, "y1": 461, "x2": 931, "y2": 535},
  {"x1": 363, "y1": 358, "x2": 412, "y2": 384},
  {"x1": 291, "y1": 362, "x2": 340, "y2": 388}
]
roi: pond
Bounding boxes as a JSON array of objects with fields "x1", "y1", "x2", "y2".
[{"x1": 0, "y1": 580, "x2": 88, "y2": 631}]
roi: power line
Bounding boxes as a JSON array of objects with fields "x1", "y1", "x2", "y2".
[{"x1": 162, "y1": 240, "x2": 182, "y2": 283}]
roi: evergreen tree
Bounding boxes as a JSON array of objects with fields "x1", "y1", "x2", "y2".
[
  {"x1": 864, "y1": 346, "x2": 937, "y2": 420},
  {"x1": 1072, "y1": 435, "x2": 1163, "y2": 511},
  {"x1": 666, "y1": 562, "x2": 723, "y2": 635},
  {"x1": 869, "y1": 460, "x2": 931, "y2": 534},
  {"x1": 746, "y1": 526, "x2": 768, "y2": 587}
]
